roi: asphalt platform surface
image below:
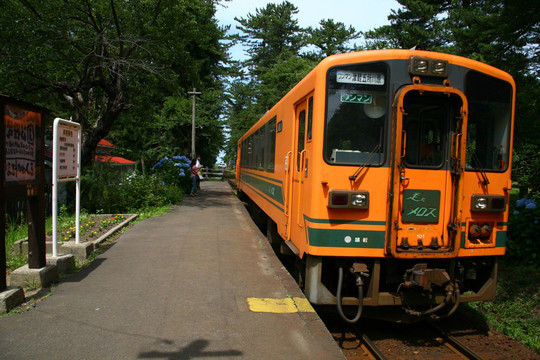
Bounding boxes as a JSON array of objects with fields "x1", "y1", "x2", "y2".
[{"x1": 0, "y1": 181, "x2": 345, "y2": 360}]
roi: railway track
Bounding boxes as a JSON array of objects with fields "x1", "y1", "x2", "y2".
[
  {"x1": 349, "y1": 321, "x2": 485, "y2": 360},
  {"x1": 426, "y1": 320, "x2": 484, "y2": 360},
  {"x1": 319, "y1": 307, "x2": 496, "y2": 360}
]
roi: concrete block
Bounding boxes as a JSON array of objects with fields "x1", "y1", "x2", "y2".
[
  {"x1": 8, "y1": 265, "x2": 59, "y2": 289},
  {"x1": 13, "y1": 239, "x2": 53, "y2": 255},
  {"x1": 60, "y1": 241, "x2": 94, "y2": 261},
  {"x1": 0, "y1": 286, "x2": 25, "y2": 314},
  {"x1": 47, "y1": 254, "x2": 75, "y2": 275}
]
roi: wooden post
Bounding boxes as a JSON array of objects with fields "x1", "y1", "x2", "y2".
[
  {"x1": 1, "y1": 103, "x2": 6, "y2": 291},
  {"x1": 188, "y1": 88, "x2": 201, "y2": 159},
  {"x1": 1, "y1": 189, "x2": 6, "y2": 291},
  {"x1": 27, "y1": 189, "x2": 46, "y2": 269}
]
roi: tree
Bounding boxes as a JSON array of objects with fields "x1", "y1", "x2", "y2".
[
  {"x1": 306, "y1": 19, "x2": 361, "y2": 60},
  {"x1": 235, "y1": 1, "x2": 305, "y2": 75},
  {"x1": 0, "y1": 0, "x2": 228, "y2": 167},
  {"x1": 364, "y1": 0, "x2": 451, "y2": 50}
]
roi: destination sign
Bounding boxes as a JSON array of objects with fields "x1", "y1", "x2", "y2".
[{"x1": 336, "y1": 70, "x2": 385, "y2": 86}]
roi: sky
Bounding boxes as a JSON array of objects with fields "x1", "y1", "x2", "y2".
[{"x1": 215, "y1": 0, "x2": 401, "y2": 60}]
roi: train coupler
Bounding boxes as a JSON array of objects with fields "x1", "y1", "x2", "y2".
[
  {"x1": 402, "y1": 263, "x2": 450, "y2": 291},
  {"x1": 399, "y1": 264, "x2": 461, "y2": 318}
]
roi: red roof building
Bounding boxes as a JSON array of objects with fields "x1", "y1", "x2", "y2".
[{"x1": 95, "y1": 139, "x2": 136, "y2": 173}]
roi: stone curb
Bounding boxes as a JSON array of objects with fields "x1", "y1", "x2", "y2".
[{"x1": 2, "y1": 214, "x2": 138, "y2": 314}]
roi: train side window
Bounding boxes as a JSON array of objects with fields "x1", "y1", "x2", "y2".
[
  {"x1": 265, "y1": 117, "x2": 276, "y2": 172},
  {"x1": 307, "y1": 97, "x2": 313, "y2": 141},
  {"x1": 297, "y1": 110, "x2": 306, "y2": 171}
]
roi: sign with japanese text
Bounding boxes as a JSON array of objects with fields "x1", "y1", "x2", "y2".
[
  {"x1": 54, "y1": 118, "x2": 80, "y2": 180},
  {"x1": 402, "y1": 189, "x2": 441, "y2": 224},
  {"x1": 4, "y1": 105, "x2": 40, "y2": 185}
]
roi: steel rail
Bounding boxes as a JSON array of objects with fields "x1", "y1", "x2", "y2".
[{"x1": 427, "y1": 320, "x2": 485, "y2": 360}]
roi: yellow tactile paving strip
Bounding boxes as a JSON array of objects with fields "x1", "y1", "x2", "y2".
[{"x1": 247, "y1": 297, "x2": 316, "y2": 313}]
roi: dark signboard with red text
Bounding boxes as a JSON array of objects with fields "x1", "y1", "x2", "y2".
[{"x1": 4, "y1": 105, "x2": 41, "y2": 187}]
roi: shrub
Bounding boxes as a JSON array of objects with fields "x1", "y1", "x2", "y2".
[
  {"x1": 151, "y1": 155, "x2": 192, "y2": 194},
  {"x1": 80, "y1": 163, "x2": 184, "y2": 213},
  {"x1": 506, "y1": 197, "x2": 539, "y2": 264}
]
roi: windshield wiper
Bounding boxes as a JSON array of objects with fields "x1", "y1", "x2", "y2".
[
  {"x1": 349, "y1": 144, "x2": 382, "y2": 181},
  {"x1": 471, "y1": 151, "x2": 490, "y2": 185}
]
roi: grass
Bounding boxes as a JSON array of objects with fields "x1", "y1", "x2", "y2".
[{"x1": 463, "y1": 260, "x2": 540, "y2": 352}]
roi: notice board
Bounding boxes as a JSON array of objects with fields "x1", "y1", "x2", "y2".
[{"x1": 3, "y1": 102, "x2": 43, "y2": 191}]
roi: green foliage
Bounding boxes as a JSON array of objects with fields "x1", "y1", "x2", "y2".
[
  {"x1": 258, "y1": 54, "x2": 316, "y2": 111},
  {"x1": 4, "y1": 220, "x2": 28, "y2": 271},
  {"x1": 235, "y1": 1, "x2": 305, "y2": 75},
  {"x1": 151, "y1": 156, "x2": 193, "y2": 194},
  {"x1": 512, "y1": 144, "x2": 540, "y2": 200},
  {"x1": 507, "y1": 206, "x2": 540, "y2": 265},
  {"x1": 365, "y1": 0, "x2": 449, "y2": 51},
  {"x1": 465, "y1": 261, "x2": 540, "y2": 352},
  {"x1": 0, "y1": 0, "x2": 228, "y2": 167},
  {"x1": 80, "y1": 163, "x2": 183, "y2": 214},
  {"x1": 306, "y1": 19, "x2": 361, "y2": 60}
]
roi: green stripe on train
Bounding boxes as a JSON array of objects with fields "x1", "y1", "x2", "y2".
[
  {"x1": 307, "y1": 228, "x2": 386, "y2": 248},
  {"x1": 240, "y1": 172, "x2": 284, "y2": 205}
]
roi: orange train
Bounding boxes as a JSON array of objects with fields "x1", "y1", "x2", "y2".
[{"x1": 236, "y1": 49, "x2": 514, "y2": 322}]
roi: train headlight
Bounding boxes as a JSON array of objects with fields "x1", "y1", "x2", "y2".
[
  {"x1": 431, "y1": 61, "x2": 447, "y2": 75},
  {"x1": 329, "y1": 190, "x2": 369, "y2": 209},
  {"x1": 411, "y1": 58, "x2": 429, "y2": 74},
  {"x1": 473, "y1": 197, "x2": 488, "y2": 210},
  {"x1": 351, "y1": 194, "x2": 368, "y2": 207},
  {"x1": 409, "y1": 57, "x2": 449, "y2": 77},
  {"x1": 471, "y1": 195, "x2": 506, "y2": 212}
]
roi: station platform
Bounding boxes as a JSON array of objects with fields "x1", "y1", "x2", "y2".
[{"x1": 0, "y1": 181, "x2": 345, "y2": 359}]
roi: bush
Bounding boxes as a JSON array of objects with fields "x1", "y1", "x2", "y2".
[
  {"x1": 151, "y1": 155, "x2": 192, "y2": 193},
  {"x1": 506, "y1": 197, "x2": 539, "y2": 264},
  {"x1": 80, "y1": 163, "x2": 184, "y2": 213}
]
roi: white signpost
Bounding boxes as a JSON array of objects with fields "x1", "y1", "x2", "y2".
[{"x1": 52, "y1": 118, "x2": 81, "y2": 257}]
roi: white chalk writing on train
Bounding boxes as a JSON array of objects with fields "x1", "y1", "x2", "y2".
[
  {"x1": 406, "y1": 207, "x2": 437, "y2": 218},
  {"x1": 406, "y1": 192, "x2": 426, "y2": 203}
]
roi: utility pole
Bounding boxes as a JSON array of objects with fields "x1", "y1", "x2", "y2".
[{"x1": 188, "y1": 88, "x2": 201, "y2": 159}]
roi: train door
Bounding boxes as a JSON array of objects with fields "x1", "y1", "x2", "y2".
[
  {"x1": 286, "y1": 98, "x2": 310, "y2": 244},
  {"x1": 388, "y1": 85, "x2": 467, "y2": 258}
]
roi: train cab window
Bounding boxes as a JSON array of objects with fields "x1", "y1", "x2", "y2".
[
  {"x1": 465, "y1": 71, "x2": 512, "y2": 172},
  {"x1": 402, "y1": 92, "x2": 454, "y2": 168},
  {"x1": 324, "y1": 63, "x2": 387, "y2": 165}
]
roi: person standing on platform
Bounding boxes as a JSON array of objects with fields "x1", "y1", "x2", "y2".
[
  {"x1": 190, "y1": 159, "x2": 201, "y2": 197},
  {"x1": 195, "y1": 155, "x2": 203, "y2": 189}
]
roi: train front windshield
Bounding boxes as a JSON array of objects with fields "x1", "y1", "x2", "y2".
[{"x1": 324, "y1": 63, "x2": 388, "y2": 165}]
